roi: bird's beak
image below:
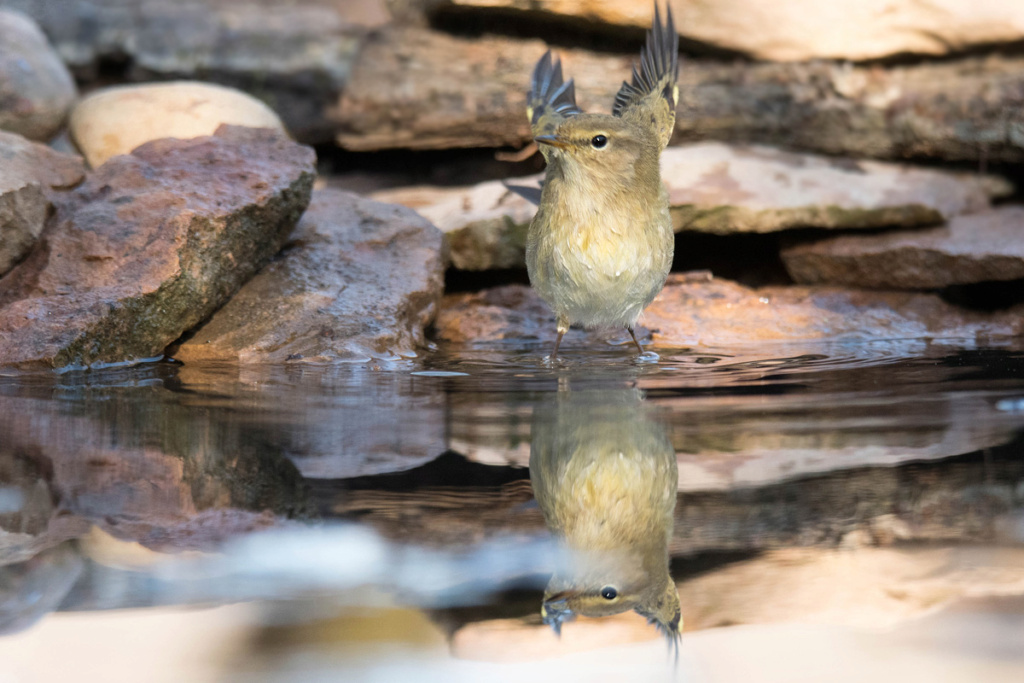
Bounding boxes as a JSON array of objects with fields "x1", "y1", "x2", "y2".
[
  {"x1": 534, "y1": 134, "x2": 570, "y2": 150},
  {"x1": 541, "y1": 590, "x2": 579, "y2": 637}
]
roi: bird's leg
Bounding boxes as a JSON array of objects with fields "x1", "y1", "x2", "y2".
[
  {"x1": 551, "y1": 314, "x2": 570, "y2": 358},
  {"x1": 627, "y1": 326, "x2": 645, "y2": 354}
]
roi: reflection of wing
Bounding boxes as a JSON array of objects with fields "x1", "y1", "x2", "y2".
[
  {"x1": 527, "y1": 51, "x2": 582, "y2": 159},
  {"x1": 612, "y1": 5, "x2": 679, "y2": 149}
]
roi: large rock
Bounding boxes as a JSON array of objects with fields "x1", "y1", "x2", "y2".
[
  {"x1": 374, "y1": 143, "x2": 1009, "y2": 269},
  {"x1": 336, "y1": 27, "x2": 1024, "y2": 163},
  {"x1": 3, "y1": 0, "x2": 387, "y2": 142},
  {"x1": 0, "y1": 10, "x2": 76, "y2": 141},
  {"x1": 435, "y1": 275, "x2": 1024, "y2": 346},
  {"x1": 782, "y1": 207, "x2": 1024, "y2": 289},
  {"x1": 443, "y1": 0, "x2": 1024, "y2": 62},
  {"x1": 174, "y1": 189, "x2": 446, "y2": 364},
  {"x1": 0, "y1": 125, "x2": 315, "y2": 370},
  {"x1": 0, "y1": 130, "x2": 85, "y2": 276},
  {"x1": 70, "y1": 81, "x2": 287, "y2": 168}
]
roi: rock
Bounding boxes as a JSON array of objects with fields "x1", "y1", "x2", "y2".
[
  {"x1": 0, "y1": 10, "x2": 76, "y2": 142},
  {"x1": 4, "y1": 0, "x2": 386, "y2": 143},
  {"x1": 0, "y1": 130, "x2": 86, "y2": 276},
  {"x1": 781, "y1": 207, "x2": 1024, "y2": 289},
  {"x1": 374, "y1": 143, "x2": 1009, "y2": 269},
  {"x1": 435, "y1": 275, "x2": 1024, "y2": 346},
  {"x1": 443, "y1": 0, "x2": 1024, "y2": 62},
  {"x1": 174, "y1": 188, "x2": 446, "y2": 364},
  {"x1": 0, "y1": 125, "x2": 315, "y2": 370},
  {"x1": 372, "y1": 180, "x2": 535, "y2": 271},
  {"x1": 70, "y1": 81, "x2": 287, "y2": 168},
  {"x1": 336, "y1": 27, "x2": 1024, "y2": 163},
  {"x1": 663, "y1": 144, "x2": 1008, "y2": 235}
]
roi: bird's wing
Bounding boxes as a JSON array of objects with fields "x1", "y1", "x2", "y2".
[
  {"x1": 527, "y1": 51, "x2": 582, "y2": 155},
  {"x1": 611, "y1": 4, "x2": 679, "y2": 149}
]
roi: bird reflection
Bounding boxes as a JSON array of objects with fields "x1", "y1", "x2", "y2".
[{"x1": 529, "y1": 388, "x2": 681, "y2": 646}]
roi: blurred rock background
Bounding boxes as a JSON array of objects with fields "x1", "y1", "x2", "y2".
[{"x1": 3, "y1": 0, "x2": 1024, "y2": 365}]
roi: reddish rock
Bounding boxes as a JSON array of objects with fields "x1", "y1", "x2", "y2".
[
  {"x1": 435, "y1": 275, "x2": 1024, "y2": 347},
  {"x1": 0, "y1": 130, "x2": 85, "y2": 276},
  {"x1": 174, "y1": 189, "x2": 445, "y2": 363},
  {"x1": 782, "y1": 207, "x2": 1024, "y2": 289},
  {"x1": 0, "y1": 125, "x2": 315, "y2": 370},
  {"x1": 0, "y1": 10, "x2": 77, "y2": 142}
]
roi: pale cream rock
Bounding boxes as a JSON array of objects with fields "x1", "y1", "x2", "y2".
[
  {"x1": 69, "y1": 81, "x2": 286, "y2": 167},
  {"x1": 451, "y1": 0, "x2": 1024, "y2": 62}
]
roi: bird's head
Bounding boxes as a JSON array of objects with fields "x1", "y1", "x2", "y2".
[
  {"x1": 540, "y1": 561, "x2": 681, "y2": 642},
  {"x1": 535, "y1": 114, "x2": 658, "y2": 188}
]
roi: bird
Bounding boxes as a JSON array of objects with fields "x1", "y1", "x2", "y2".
[
  {"x1": 525, "y1": 4, "x2": 679, "y2": 359},
  {"x1": 529, "y1": 388, "x2": 681, "y2": 648}
]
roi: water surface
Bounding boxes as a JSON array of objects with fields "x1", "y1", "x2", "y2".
[{"x1": 2, "y1": 339, "x2": 1024, "y2": 681}]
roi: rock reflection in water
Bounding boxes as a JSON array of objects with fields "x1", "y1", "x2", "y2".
[{"x1": 529, "y1": 389, "x2": 681, "y2": 643}]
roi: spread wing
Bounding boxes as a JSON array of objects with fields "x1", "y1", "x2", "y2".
[
  {"x1": 612, "y1": 4, "x2": 679, "y2": 149},
  {"x1": 527, "y1": 51, "x2": 581, "y2": 159}
]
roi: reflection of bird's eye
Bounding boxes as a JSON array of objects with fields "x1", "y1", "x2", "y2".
[
  {"x1": 600, "y1": 586, "x2": 618, "y2": 600},
  {"x1": 591, "y1": 134, "x2": 608, "y2": 149}
]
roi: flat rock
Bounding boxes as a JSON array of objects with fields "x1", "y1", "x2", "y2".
[
  {"x1": 375, "y1": 143, "x2": 1009, "y2": 270},
  {"x1": 4, "y1": 0, "x2": 386, "y2": 142},
  {"x1": 0, "y1": 130, "x2": 85, "y2": 276},
  {"x1": 174, "y1": 189, "x2": 446, "y2": 364},
  {"x1": 70, "y1": 81, "x2": 287, "y2": 168},
  {"x1": 435, "y1": 275, "x2": 1024, "y2": 346},
  {"x1": 663, "y1": 144, "x2": 1007, "y2": 234},
  {"x1": 0, "y1": 125, "x2": 315, "y2": 370},
  {"x1": 0, "y1": 10, "x2": 76, "y2": 141},
  {"x1": 445, "y1": 0, "x2": 1024, "y2": 62},
  {"x1": 782, "y1": 207, "x2": 1024, "y2": 289},
  {"x1": 336, "y1": 27, "x2": 1024, "y2": 164}
]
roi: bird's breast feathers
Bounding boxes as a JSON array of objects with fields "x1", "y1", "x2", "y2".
[{"x1": 528, "y1": 181, "x2": 673, "y2": 326}]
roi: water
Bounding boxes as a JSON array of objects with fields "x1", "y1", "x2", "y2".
[{"x1": 2, "y1": 340, "x2": 1024, "y2": 682}]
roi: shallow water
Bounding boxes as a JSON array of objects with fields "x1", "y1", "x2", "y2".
[{"x1": 2, "y1": 339, "x2": 1024, "y2": 682}]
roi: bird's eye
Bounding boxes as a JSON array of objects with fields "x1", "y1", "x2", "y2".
[
  {"x1": 600, "y1": 586, "x2": 618, "y2": 600},
  {"x1": 591, "y1": 134, "x2": 608, "y2": 149}
]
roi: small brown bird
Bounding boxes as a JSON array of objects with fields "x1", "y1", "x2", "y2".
[
  {"x1": 525, "y1": 5, "x2": 679, "y2": 358},
  {"x1": 529, "y1": 389, "x2": 681, "y2": 646}
]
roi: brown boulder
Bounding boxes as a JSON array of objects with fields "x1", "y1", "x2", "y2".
[
  {"x1": 0, "y1": 130, "x2": 85, "y2": 276},
  {"x1": 336, "y1": 27, "x2": 1024, "y2": 163},
  {"x1": 174, "y1": 189, "x2": 445, "y2": 364},
  {"x1": 782, "y1": 207, "x2": 1024, "y2": 289},
  {"x1": 0, "y1": 10, "x2": 77, "y2": 142},
  {"x1": 0, "y1": 125, "x2": 315, "y2": 370},
  {"x1": 435, "y1": 275, "x2": 1024, "y2": 346}
]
